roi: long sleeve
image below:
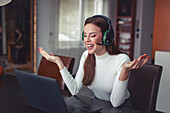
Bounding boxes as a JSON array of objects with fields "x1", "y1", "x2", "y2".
[
  {"x1": 60, "y1": 51, "x2": 87, "y2": 95},
  {"x1": 60, "y1": 51, "x2": 131, "y2": 108},
  {"x1": 110, "y1": 55, "x2": 130, "y2": 107}
]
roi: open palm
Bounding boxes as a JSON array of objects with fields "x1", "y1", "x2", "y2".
[
  {"x1": 123, "y1": 54, "x2": 150, "y2": 70},
  {"x1": 38, "y1": 47, "x2": 60, "y2": 64}
]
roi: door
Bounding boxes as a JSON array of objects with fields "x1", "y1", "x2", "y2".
[{"x1": 134, "y1": 0, "x2": 155, "y2": 62}]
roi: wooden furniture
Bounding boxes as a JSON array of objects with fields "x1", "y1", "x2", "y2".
[
  {"x1": 7, "y1": 41, "x2": 16, "y2": 62},
  {"x1": 115, "y1": 0, "x2": 137, "y2": 59},
  {"x1": 37, "y1": 55, "x2": 75, "y2": 91},
  {"x1": 128, "y1": 64, "x2": 162, "y2": 113}
]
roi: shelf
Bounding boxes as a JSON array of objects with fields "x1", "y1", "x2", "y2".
[
  {"x1": 117, "y1": 22, "x2": 131, "y2": 25},
  {"x1": 115, "y1": 0, "x2": 137, "y2": 60},
  {"x1": 117, "y1": 17, "x2": 132, "y2": 24},
  {"x1": 116, "y1": 42, "x2": 130, "y2": 45},
  {"x1": 116, "y1": 31, "x2": 131, "y2": 33}
]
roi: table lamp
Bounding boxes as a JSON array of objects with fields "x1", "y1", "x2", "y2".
[{"x1": 0, "y1": 0, "x2": 12, "y2": 6}]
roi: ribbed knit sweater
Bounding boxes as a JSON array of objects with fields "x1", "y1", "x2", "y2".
[{"x1": 60, "y1": 50, "x2": 131, "y2": 107}]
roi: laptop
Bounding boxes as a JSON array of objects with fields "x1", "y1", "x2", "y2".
[{"x1": 14, "y1": 70, "x2": 102, "y2": 113}]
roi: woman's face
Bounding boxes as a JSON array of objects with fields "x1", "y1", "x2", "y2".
[{"x1": 83, "y1": 23, "x2": 106, "y2": 55}]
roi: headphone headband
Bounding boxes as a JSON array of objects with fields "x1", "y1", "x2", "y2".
[{"x1": 92, "y1": 15, "x2": 111, "y2": 32}]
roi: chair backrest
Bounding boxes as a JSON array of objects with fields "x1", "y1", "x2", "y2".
[
  {"x1": 37, "y1": 55, "x2": 75, "y2": 90},
  {"x1": 128, "y1": 64, "x2": 162, "y2": 113}
]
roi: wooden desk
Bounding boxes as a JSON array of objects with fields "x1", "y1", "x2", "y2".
[{"x1": 0, "y1": 74, "x2": 140, "y2": 113}]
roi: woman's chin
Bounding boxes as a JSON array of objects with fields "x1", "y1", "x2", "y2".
[{"x1": 87, "y1": 50, "x2": 95, "y2": 54}]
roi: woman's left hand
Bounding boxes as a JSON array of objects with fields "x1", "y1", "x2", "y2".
[{"x1": 123, "y1": 54, "x2": 150, "y2": 71}]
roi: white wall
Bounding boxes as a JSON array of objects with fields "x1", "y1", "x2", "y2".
[
  {"x1": 103, "y1": 0, "x2": 117, "y2": 32},
  {"x1": 155, "y1": 51, "x2": 170, "y2": 112},
  {"x1": 52, "y1": 48, "x2": 86, "y2": 75},
  {"x1": 36, "y1": 0, "x2": 59, "y2": 70},
  {"x1": 134, "y1": 0, "x2": 155, "y2": 62}
]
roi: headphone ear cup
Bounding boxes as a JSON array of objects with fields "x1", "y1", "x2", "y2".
[
  {"x1": 102, "y1": 30, "x2": 109, "y2": 44},
  {"x1": 82, "y1": 32, "x2": 84, "y2": 41},
  {"x1": 107, "y1": 27, "x2": 114, "y2": 44}
]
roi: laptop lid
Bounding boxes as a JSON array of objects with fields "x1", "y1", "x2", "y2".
[{"x1": 14, "y1": 70, "x2": 68, "y2": 113}]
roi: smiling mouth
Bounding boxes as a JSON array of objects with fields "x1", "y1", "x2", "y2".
[{"x1": 87, "y1": 44, "x2": 94, "y2": 50}]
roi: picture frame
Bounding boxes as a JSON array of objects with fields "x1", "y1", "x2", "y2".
[{"x1": 0, "y1": 0, "x2": 37, "y2": 73}]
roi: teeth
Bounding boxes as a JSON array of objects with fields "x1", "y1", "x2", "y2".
[{"x1": 87, "y1": 45, "x2": 93, "y2": 47}]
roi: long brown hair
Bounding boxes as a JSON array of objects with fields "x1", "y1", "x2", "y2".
[{"x1": 82, "y1": 16, "x2": 122, "y2": 86}]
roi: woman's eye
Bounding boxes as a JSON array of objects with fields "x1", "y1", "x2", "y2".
[{"x1": 91, "y1": 35, "x2": 96, "y2": 38}]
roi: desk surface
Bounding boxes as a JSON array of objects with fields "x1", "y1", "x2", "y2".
[{"x1": 0, "y1": 74, "x2": 140, "y2": 113}]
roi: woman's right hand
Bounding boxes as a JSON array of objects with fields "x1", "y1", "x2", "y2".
[{"x1": 38, "y1": 47, "x2": 64, "y2": 70}]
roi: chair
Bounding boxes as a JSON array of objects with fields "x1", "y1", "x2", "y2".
[
  {"x1": 37, "y1": 55, "x2": 75, "y2": 91},
  {"x1": 128, "y1": 64, "x2": 162, "y2": 113}
]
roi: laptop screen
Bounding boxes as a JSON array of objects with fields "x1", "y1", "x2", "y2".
[{"x1": 15, "y1": 70, "x2": 68, "y2": 113}]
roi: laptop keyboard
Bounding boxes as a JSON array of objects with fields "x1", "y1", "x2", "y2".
[{"x1": 66, "y1": 105, "x2": 89, "y2": 113}]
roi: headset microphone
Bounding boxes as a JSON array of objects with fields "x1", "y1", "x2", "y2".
[
  {"x1": 97, "y1": 38, "x2": 113, "y2": 45},
  {"x1": 96, "y1": 43, "x2": 105, "y2": 45}
]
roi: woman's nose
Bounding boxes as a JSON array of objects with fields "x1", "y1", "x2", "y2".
[{"x1": 86, "y1": 36, "x2": 91, "y2": 42}]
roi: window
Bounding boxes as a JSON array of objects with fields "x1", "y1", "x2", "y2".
[
  {"x1": 58, "y1": 0, "x2": 102, "y2": 49},
  {"x1": 58, "y1": 0, "x2": 80, "y2": 42}
]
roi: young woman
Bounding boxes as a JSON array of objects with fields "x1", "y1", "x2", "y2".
[{"x1": 38, "y1": 15, "x2": 149, "y2": 107}]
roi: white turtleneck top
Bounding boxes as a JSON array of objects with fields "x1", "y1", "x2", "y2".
[{"x1": 60, "y1": 50, "x2": 131, "y2": 107}]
